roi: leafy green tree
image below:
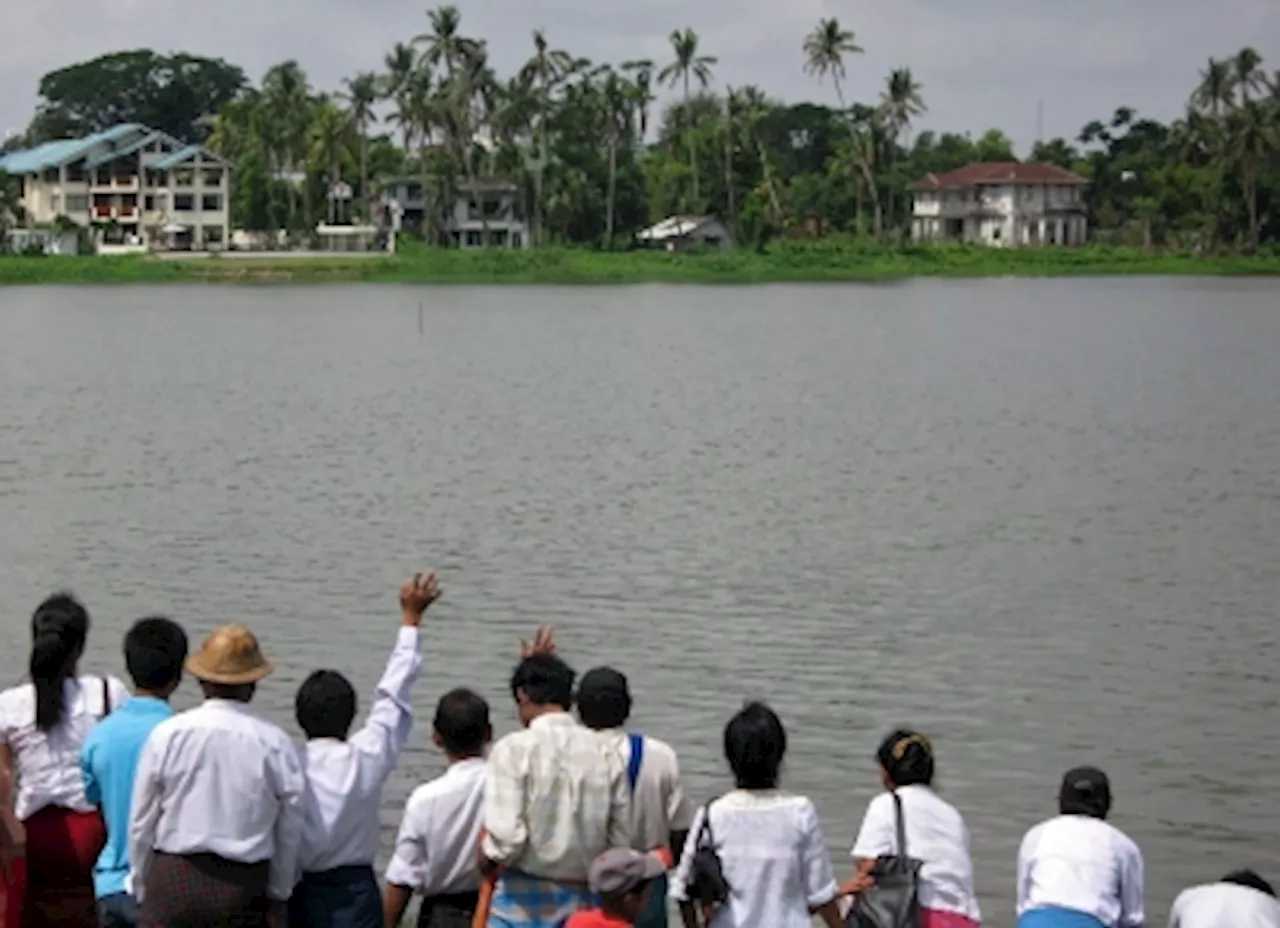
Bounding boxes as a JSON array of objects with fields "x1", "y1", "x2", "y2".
[{"x1": 340, "y1": 72, "x2": 381, "y2": 216}]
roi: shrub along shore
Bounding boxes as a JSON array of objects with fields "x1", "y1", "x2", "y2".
[{"x1": 2, "y1": 240, "x2": 1280, "y2": 286}]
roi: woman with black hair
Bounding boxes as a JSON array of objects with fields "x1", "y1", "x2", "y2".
[
  {"x1": 0, "y1": 594, "x2": 129, "y2": 928},
  {"x1": 1015, "y1": 767, "x2": 1144, "y2": 928},
  {"x1": 842, "y1": 729, "x2": 982, "y2": 928},
  {"x1": 1169, "y1": 869, "x2": 1280, "y2": 927},
  {"x1": 669, "y1": 702, "x2": 843, "y2": 928}
]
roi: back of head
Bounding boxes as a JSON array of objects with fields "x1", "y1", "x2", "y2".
[
  {"x1": 509, "y1": 653, "x2": 575, "y2": 709},
  {"x1": 30, "y1": 593, "x2": 90, "y2": 733},
  {"x1": 1058, "y1": 766, "x2": 1113, "y2": 820},
  {"x1": 124, "y1": 617, "x2": 189, "y2": 694},
  {"x1": 1222, "y1": 870, "x2": 1276, "y2": 897},
  {"x1": 876, "y1": 728, "x2": 935, "y2": 788},
  {"x1": 724, "y1": 701, "x2": 787, "y2": 790},
  {"x1": 576, "y1": 666, "x2": 631, "y2": 730},
  {"x1": 433, "y1": 688, "x2": 491, "y2": 757},
  {"x1": 295, "y1": 670, "x2": 357, "y2": 740}
]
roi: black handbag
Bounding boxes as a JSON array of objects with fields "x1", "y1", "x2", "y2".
[
  {"x1": 845, "y1": 792, "x2": 923, "y2": 928},
  {"x1": 685, "y1": 800, "x2": 731, "y2": 909}
]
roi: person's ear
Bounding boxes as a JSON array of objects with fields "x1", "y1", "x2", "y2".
[{"x1": 432, "y1": 729, "x2": 444, "y2": 749}]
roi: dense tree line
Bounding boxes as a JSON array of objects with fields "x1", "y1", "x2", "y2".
[{"x1": 5, "y1": 13, "x2": 1280, "y2": 250}]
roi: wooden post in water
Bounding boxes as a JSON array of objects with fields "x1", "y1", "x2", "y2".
[{"x1": 418, "y1": 302, "x2": 424, "y2": 337}]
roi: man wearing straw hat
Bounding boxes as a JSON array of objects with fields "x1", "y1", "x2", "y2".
[{"x1": 128, "y1": 623, "x2": 302, "y2": 928}]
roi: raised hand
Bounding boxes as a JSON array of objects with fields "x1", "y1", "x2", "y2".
[
  {"x1": 519, "y1": 625, "x2": 557, "y2": 659},
  {"x1": 399, "y1": 571, "x2": 441, "y2": 626}
]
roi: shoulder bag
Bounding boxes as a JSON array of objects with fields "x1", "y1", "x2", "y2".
[
  {"x1": 684, "y1": 799, "x2": 731, "y2": 909},
  {"x1": 845, "y1": 792, "x2": 922, "y2": 928}
]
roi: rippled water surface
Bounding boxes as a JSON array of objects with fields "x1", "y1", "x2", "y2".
[{"x1": 2, "y1": 280, "x2": 1279, "y2": 924}]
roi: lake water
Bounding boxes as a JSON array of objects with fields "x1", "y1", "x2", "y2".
[{"x1": 1, "y1": 279, "x2": 1278, "y2": 924}]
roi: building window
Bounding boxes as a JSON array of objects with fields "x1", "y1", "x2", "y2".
[
  {"x1": 174, "y1": 194, "x2": 195, "y2": 211},
  {"x1": 203, "y1": 226, "x2": 224, "y2": 245},
  {"x1": 203, "y1": 170, "x2": 222, "y2": 187},
  {"x1": 66, "y1": 195, "x2": 88, "y2": 213},
  {"x1": 173, "y1": 169, "x2": 194, "y2": 187},
  {"x1": 201, "y1": 194, "x2": 221, "y2": 211},
  {"x1": 464, "y1": 230, "x2": 483, "y2": 247},
  {"x1": 144, "y1": 195, "x2": 155, "y2": 211},
  {"x1": 66, "y1": 162, "x2": 85, "y2": 183}
]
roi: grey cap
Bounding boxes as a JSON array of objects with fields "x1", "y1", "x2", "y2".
[{"x1": 588, "y1": 848, "x2": 667, "y2": 896}]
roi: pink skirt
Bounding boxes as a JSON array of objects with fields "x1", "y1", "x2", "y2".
[{"x1": 922, "y1": 909, "x2": 981, "y2": 928}]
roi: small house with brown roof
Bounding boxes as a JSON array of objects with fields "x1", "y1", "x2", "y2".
[{"x1": 911, "y1": 162, "x2": 1088, "y2": 247}]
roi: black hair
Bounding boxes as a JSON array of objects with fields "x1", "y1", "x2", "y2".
[
  {"x1": 30, "y1": 593, "x2": 90, "y2": 732},
  {"x1": 433, "y1": 688, "x2": 491, "y2": 756},
  {"x1": 1058, "y1": 766, "x2": 1113, "y2": 820},
  {"x1": 124, "y1": 617, "x2": 188, "y2": 692},
  {"x1": 295, "y1": 670, "x2": 357, "y2": 740},
  {"x1": 576, "y1": 667, "x2": 632, "y2": 730},
  {"x1": 1222, "y1": 870, "x2": 1275, "y2": 896},
  {"x1": 724, "y1": 701, "x2": 787, "y2": 790},
  {"x1": 876, "y1": 729, "x2": 935, "y2": 787},
  {"x1": 509, "y1": 654, "x2": 575, "y2": 709}
]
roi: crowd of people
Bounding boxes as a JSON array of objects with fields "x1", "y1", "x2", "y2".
[{"x1": 0, "y1": 571, "x2": 1276, "y2": 928}]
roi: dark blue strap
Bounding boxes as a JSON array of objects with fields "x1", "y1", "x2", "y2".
[{"x1": 627, "y1": 733, "x2": 644, "y2": 791}]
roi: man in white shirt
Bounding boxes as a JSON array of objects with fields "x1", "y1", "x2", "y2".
[
  {"x1": 290, "y1": 571, "x2": 439, "y2": 928},
  {"x1": 479, "y1": 653, "x2": 631, "y2": 928},
  {"x1": 576, "y1": 666, "x2": 693, "y2": 928},
  {"x1": 1169, "y1": 869, "x2": 1280, "y2": 928},
  {"x1": 129, "y1": 624, "x2": 303, "y2": 928},
  {"x1": 383, "y1": 687, "x2": 491, "y2": 928},
  {"x1": 1016, "y1": 766, "x2": 1144, "y2": 928}
]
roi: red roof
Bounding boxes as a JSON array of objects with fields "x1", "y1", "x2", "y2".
[{"x1": 912, "y1": 162, "x2": 1088, "y2": 190}]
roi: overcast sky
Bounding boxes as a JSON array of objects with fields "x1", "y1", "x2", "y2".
[{"x1": 3, "y1": 0, "x2": 1278, "y2": 151}]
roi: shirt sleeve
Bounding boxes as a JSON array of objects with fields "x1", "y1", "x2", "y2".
[
  {"x1": 1117, "y1": 835, "x2": 1146, "y2": 928},
  {"x1": 1167, "y1": 890, "x2": 1185, "y2": 928},
  {"x1": 80, "y1": 733, "x2": 101, "y2": 807},
  {"x1": 850, "y1": 794, "x2": 895, "y2": 859},
  {"x1": 1015, "y1": 828, "x2": 1036, "y2": 916},
  {"x1": 128, "y1": 728, "x2": 165, "y2": 904},
  {"x1": 481, "y1": 738, "x2": 529, "y2": 867},
  {"x1": 384, "y1": 791, "x2": 430, "y2": 891},
  {"x1": 663, "y1": 749, "x2": 695, "y2": 834},
  {"x1": 800, "y1": 799, "x2": 839, "y2": 907},
  {"x1": 267, "y1": 733, "x2": 307, "y2": 902},
  {"x1": 349, "y1": 627, "x2": 422, "y2": 784},
  {"x1": 668, "y1": 804, "x2": 706, "y2": 903}
]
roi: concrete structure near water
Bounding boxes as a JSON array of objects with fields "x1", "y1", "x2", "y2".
[
  {"x1": 381, "y1": 177, "x2": 529, "y2": 249},
  {"x1": 637, "y1": 215, "x2": 734, "y2": 251},
  {"x1": 910, "y1": 162, "x2": 1088, "y2": 247},
  {"x1": 0, "y1": 123, "x2": 232, "y2": 251}
]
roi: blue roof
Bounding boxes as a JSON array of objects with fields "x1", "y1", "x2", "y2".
[
  {"x1": 85, "y1": 131, "x2": 173, "y2": 169},
  {"x1": 0, "y1": 123, "x2": 146, "y2": 174},
  {"x1": 150, "y1": 145, "x2": 212, "y2": 170}
]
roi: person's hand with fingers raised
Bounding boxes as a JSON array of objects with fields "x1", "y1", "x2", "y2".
[
  {"x1": 519, "y1": 625, "x2": 556, "y2": 659},
  {"x1": 399, "y1": 570, "x2": 441, "y2": 627}
]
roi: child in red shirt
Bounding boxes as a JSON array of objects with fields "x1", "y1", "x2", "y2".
[{"x1": 567, "y1": 849, "x2": 670, "y2": 928}]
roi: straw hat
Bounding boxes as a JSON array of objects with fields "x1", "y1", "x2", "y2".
[{"x1": 186, "y1": 625, "x2": 275, "y2": 685}]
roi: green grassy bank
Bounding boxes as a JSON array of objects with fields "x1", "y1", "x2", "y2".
[{"x1": 3, "y1": 240, "x2": 1280, "y2": 285}]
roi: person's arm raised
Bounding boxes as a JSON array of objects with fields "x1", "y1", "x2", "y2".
[{"x1": 350, "y1": 571, "x2": 440, "y2": 777}]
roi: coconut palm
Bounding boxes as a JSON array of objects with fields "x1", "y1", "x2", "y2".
[
  {"x1": 521, "y1": 30, "x2": 574, "y2": 246},
  {"x1": 383, "y1": 43, "x2": 419, "y2": 150},
  {"x1": 659, "y1": 28, "x2": 717, "y2": 204},
  {"x1": 597, "y1": 66, "x2": 636, "y2": 246},
  {"x1": 881, "y1": 68, "x2": 926, "y2": 143},
  {"x1": 414, "y1": 5, "x2": 481, "y2": 79},
  {"x1": 1194, "y1": 57, "x2": 1234, "y2": 118},
  {"x1": 620, "y1": 59, "x2": 655, "y2": 140},
  {"x1": 802, "y1": 18, "x2": 862, "y2": 108},
  {"x1": 340, "y1": 72, "x2": 380, "y2": 217},
  {"x1": 261, "y1": 61, "x2": 311, "y2": 229},
  {"x1": 1233, "y1": 46, "x2": 1266, "y2": 106},
  {"x1": 1228, "y1": 101, "x2": 1277, "y2": 251},
  {"x1": 308, "y1": 98, "x2": 356, "y2": 224}
]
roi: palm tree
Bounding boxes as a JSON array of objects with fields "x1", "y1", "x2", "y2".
[
  {"x1": 414, "y1": 5, "x2": 481, "y2": 79},
  {"x1": 620, "y1": 59, "x2": 655, "y2": 140},
  {"x1": 1194, "y1": 57, "x2": 1234, "y2": 118},
  {"x1": 802, "y1": 18, "x2": 862, "y2": 108},
  {"x1": 739, "y1": 85, "x2": 783, "y2": 225},
  {"x1": 340, "y1": 72, "x2": 380, "y2": 218},
  {"x1": 721, "y1": 86, "x2": 747, "y2": 233},
  {"x1": 309, "y1": 99, "x2": 355, "y2": 224},
  {"x1": 383, "y1": 43, "x2": 419, "y2": 150},
  {"x1": 1228, "y1": 100, "x2": 1276, "y2": 251},
  {"x1": 597, "y1": 67, "x2": 636, "y2": 247},
  {"x1": 881, "y1": 68, "x2": 926, "y2": 142},
  {"x1": 1233, "y1": 46, "x2": 1266, "y2": 106},
  {"x1": 262, "y1": 61, "x2": 311, "y2": 230},
  {"x1": 658, "y1": 28, "x2": 717, "y2": 205},
  {"x1": 520, "y1": 30, "x2": 574, "y2": 246}
]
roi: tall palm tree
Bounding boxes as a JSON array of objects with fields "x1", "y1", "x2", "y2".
[
  {"x1": 414, "y1": 5, "x2": 480, "y2": 79},
  {"x1": 1233, "y1": 46, "x2": 1266, "y2": 106},
  {"x1": 620, "y1": 59, "x2": 655, "y2": 140},
  {"x1": 802, "y1": 18, "x2": 862, "y2": 108},
  {"x1": 520, "y1": 30, "x2": 574, "y2": 246},
  {"x1": 658, "y1": 28, "x2": 717, "y2": 205},
  {"x1": 1228, "y1": 100, "x2": 1276, "y2": 251},
  {"x1": 597, "y1": 66, "x2": 635, "y2": 246},
  {"x1": 1194, "y1": 57, "x2": 1234, "y2": 118},
  {"x1": 881, "y1": 68, "x2": 926, "y2": 143},
  {"x1": 340, "y1": 72, "x2": 380, "y2": 218},
  {"x1": 383, "y1": 43, "x2": 419, "y2": 150},
  {"x1": 739, "y1": 85, "x2": 783, "y2": 225},
  {"x1": 262, "y1": 61, "x2": 311, "y2": 229},
  {"x1": 309, "y1": 99, "x2": 355, "y2": 224}
]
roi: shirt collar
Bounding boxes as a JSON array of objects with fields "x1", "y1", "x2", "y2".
[
  {"x1": 529, "y1": 710, "x2": 576, "y2": 731},
  {"x1": 445, "y1": 756, "x2": 486, "y2": 777},
  {"x1": 201, "y1": 697, "x2": 260, "y2": 716},
  {"x1": 122, "y1": 695, "x2": 173, "y2": 714}
]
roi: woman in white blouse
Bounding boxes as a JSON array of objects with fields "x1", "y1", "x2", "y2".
[
  {"x1": 1016, "y1": 766, "x2": 1143, "y2": 928},
  {"x1": 843, "y1": 729, "x2": 982, "y2": 928},
  {"x1": 670, "y1": 701, "x2": 843, "y2": 928},
  {"x1": 0, "y1": 594, "x2": 129, "y2": 928}
]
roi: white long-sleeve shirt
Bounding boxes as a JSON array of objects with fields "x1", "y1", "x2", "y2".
[
  {"x1": 1169, "y1": 882, "x2": 1280, "y2": 928},
  {"x1": 128, "y1": 698, "x2": 305, "y2": 903},
  {"x1": 298, "y1": 625, "x2": 421, "y2": 874},
  {"x1": 1017, "y1": 814, "x2": 1145, "y2": 928}
]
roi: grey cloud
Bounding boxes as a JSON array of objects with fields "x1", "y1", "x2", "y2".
[{"x1": 2, "y1": 0, "x2": 1278, "y2": 150}]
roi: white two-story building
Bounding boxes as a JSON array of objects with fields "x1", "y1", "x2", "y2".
[
  {"x1": 382, "y1": 176, "x2": 529, "y2": 249},
  {"x1": 911, "y1": 162, "x2": 1088, "y2": 247},
  {"x1": 0, "y1": 123, "x2": 232, "y2": 250}
]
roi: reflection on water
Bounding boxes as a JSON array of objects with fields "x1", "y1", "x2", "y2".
[{"x1": 2, "y1": 279, "x2": 1279, "y2": 924}]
